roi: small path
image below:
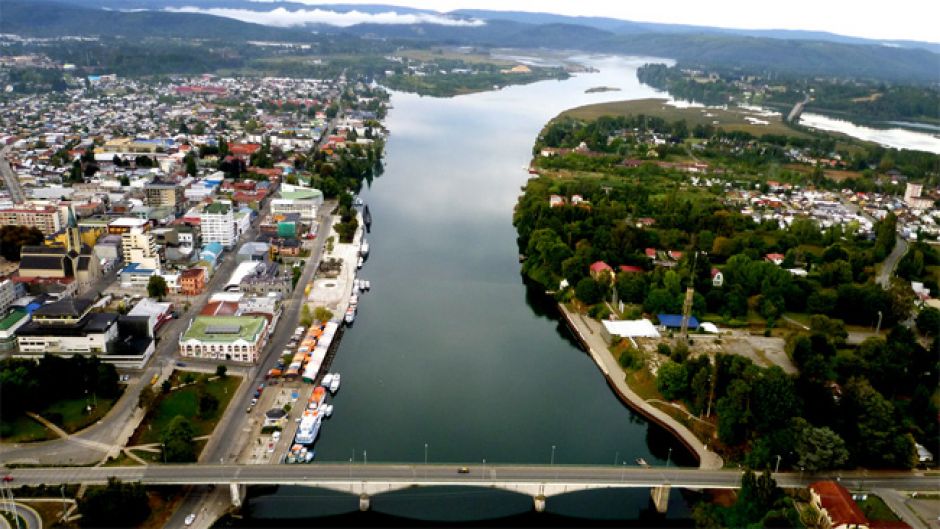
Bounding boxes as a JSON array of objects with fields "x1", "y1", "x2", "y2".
[
  {"x1": 122, "y1": 448, "x2": 149, "y2": 465},
  {"x1": 645, "y1": 399, "x2": 715, "y2": 427},
  {"x1": 24, "y1": 413, "x2": 67, "y2": 440},
  {"x1": 24, "y1": 413, "x2": 112, "y2": 454},
  {"x1": 558, "y1": 304, "x2": 723, "y2": 470}
]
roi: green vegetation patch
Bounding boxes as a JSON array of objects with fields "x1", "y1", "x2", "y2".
[
  {"x1": 856, "y1": 495, "x2": 901, "y2": 522},
  {"x1": 0, "y1": 414, "x2": 52, "y2": 443},
  {"x1": 131, "y1": 373, "x2": 241, "y2": 446},
  {"x1": 42, "y1": 395, "x2": 117, "y2": 434}
]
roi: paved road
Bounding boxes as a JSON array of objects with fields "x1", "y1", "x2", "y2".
[
  {"x1": 0, "y1": 145, "x2": 26, "y2": 204},
  {"x1": 0, "y1": 194, "x2": 277, "y2": 466},
  {"x1": 878, "y1": 235, "x2": 909, "y2": 288},
  {"x1": 164, "y1": 206, "x2": 333, "y2": 529},
  {"x1": 0, "y1": 501, "x2": 42, "y2": 529},
  {"x1": 874, "y1": 487, "x2": 930, "y2": 529},
  {"x1": 3, "y1": 464, "x2": 938, "y2": 493}
]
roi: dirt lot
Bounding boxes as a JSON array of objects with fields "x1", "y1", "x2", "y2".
[{"x1": 717, "y1": 332, "x2": 797, "y2": 374}]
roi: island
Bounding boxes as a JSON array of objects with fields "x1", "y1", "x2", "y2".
[{"x1": 585, "y1": 86, "x2": 621, "y2": 94}]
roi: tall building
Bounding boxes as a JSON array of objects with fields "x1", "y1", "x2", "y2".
[
  {"x1": 199, "y1": 201, "x2": 236, "y2": 248},
  {"x1": 121, "y1": 226, "x2": 161, "y2": 271},
  {"x1": 144, "y1": 178, "x2": 185, "y2": 214},
  {"x1": 0, "y1": 202, "x2": 70, "y2": 235}
]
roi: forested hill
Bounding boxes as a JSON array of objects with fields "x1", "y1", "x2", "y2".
[{"x1": 1, "y1": 0, "x2": 314, "y2": 41}]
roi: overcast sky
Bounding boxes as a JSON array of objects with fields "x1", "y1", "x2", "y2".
[{"x1": 237, "y1": 0, "x2": 937, "y2": 43}]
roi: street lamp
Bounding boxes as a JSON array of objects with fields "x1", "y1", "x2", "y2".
[
  {"x1": 424, "y1": 443, "x2": 428, "y2": 466},
  {"x1": 666, "y1": 447, "x2": 672, "y2": 468},
  {"x1": 775, "y1": 454, "x2": 782, "y2": 474},
  {"x1": 551, "y1": 445, "x2": 556, "y2": 466}
]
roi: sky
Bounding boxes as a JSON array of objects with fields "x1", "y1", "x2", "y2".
[{"x1": 194, "y1": 0, "x2": 938, "y2": 43}]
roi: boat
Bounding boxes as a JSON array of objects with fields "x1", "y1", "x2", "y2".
[
  {"x1": 349, "y1": 293, "x2": 359, "y2": 306},
  {"x1": 321, "y1": 373, "x2": 334, "y2": 388},
  {"x1": 363, "y1": 205, "x2": 372, "y2": 227},
  {"x1": 354, "y1": 196, "x2": 364, "y2": 207},
  {"x1": 330, "y1": 373, "x2": 341, "y2": 393},
  {"x1": 357, "y1": 256, "x2": 363, "y2": 269},
  {"x1": 360, "y1": 239, "x2": 369, "y2": 257},
  {"x1": 635, "y1": 458, "x2": 649, "y2": 467},
  {"x1": 294, "y1": 412, "x2": 322, "y2": 445},
  {"x1": 323, "y1": 404, "x2": 333, "y2": 417},
  {"x1": 354, "y1": 279, "x2": 362, "y2": 292},
  {"x1": 304, "y1": 450, "x2": 315, "y2": 463},
  {"x1": 344, "y1": 307, "x2": 356, "y2": 324},
  {"x1": 363, "y1": 280, "x2": 371, "y2": 290}
]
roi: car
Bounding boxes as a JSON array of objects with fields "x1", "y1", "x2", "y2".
[
  {"x1": 184, "y1": 513, "x2": 196, "y2": 526},
  {"x1": 246, "y1": 406, "x2": 253, "y2": 414},
  {"x1": 176, "y1": 361, "x2": 186, "y2": 367},
  {"x1": 250, "y1": 398, "x2": 258, "y2": 406},
  {"x1": 2, "y1": 475, "x2": 13, "y2": 482},
  {"x1": 457, "y1": 467, "x2": 470, "y2": 474},
  {"x1": 272, "y1": 431, "x2": 281, "y2": 441},
  {"x1": 267, "y1": 442, "x2": 275, "y2": 453},
  {"x1": 120, "y1": 374, "x2": 130, "y2": 382}
]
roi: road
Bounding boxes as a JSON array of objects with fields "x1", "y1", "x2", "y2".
[
  {"x1": 874, "y1": 488, "x2": 930, "y2": 529},
  {"x1": 0, "y1": 192, "x2": 278, "y2": 466},
  {"x1": 163, "y1": 206, "x2": 333, "y2": 529},
  {"x1": 0, "y1": 501, "x2": 42, "y2": 529},
  {"x1": 3, "y1": 464, "x2": 938, "y2": 493},
  {"x1": 878, "y1": 235, "x2": 909, "y2": 288},
  {"x1": 0, "y1": 145, "x2": 26, "y2": 204}
]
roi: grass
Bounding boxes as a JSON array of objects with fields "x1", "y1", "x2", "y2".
[
  {"x1": 102, "y1": 452, "x2": 143, "y2": 467},
  {"x1": 398, "y1": 48, "x2": 515, "y2": 66},
  {"x1": 130, "y1": 372, "x2": 241, "y2": 447},
  {"x1": 856, "y1": 495, "x2": 900, "y2": 522},
  {"x1": 0, "y1": 414, "x2": 53, "y2": 443},
  {"x1": 22, "y1": 501, "x2": 71, "y2": 529},
  {"x1": 560, "y1": 98, "x2": 810, "y2": 138},
  {"x1": 42, "y1": 395, "x2": 117, "y2": 434}
]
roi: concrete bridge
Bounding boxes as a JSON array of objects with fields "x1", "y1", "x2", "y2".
[{"x1": 4, "y1": 464, "x2": 934, "y2": 514}]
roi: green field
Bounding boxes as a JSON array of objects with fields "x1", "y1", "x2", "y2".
[
  {"x1": 856, "y1": 495, "x2": 900, "y2": 522},
  {"x1": 130, "y1": 372, "x2": 241, "y2": 447},
  {"x1": 560, "y1": 98, "x2": 810, "y2": 138},
  {"x1": 0, "y1": 392, "x2": 119, "y2": 443},
  {"x1": 0, "y1": 414, "x2": 51, "y2": 443}
]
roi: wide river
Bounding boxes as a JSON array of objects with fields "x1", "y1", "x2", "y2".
[{"x1": 240, "y1": 56, "x2": 702, "y2": 525}]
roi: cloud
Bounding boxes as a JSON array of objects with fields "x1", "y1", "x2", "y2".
[{"x1": 163, "y1": 6, "x2": 485, "y2": 28}]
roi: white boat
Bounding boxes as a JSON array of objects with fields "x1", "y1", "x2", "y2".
[
  {"x1": 294, "y1": 412, "x2": 322, "y2": 445},
  {"x1": 349, "y1": 293, "x2": 359, "y2": 306},
  {"x1": 330, "y1": 373, "x2": 341, "y2": 393},
  {"x1": 360, "y1": 239, "x2": 369, "y2": 257},
  {"x1": 344, "y1": 308, "x2": 356, "y2": 324},
  {"x1": 323, "y1": 404, "x2": 333, "y2": 417},
  {"x1": 354, "y1": 279, "x2": 362, "y2": 292},
  {"x1": 363, "y1": 280, "x2": 371, "y2": 290},
  {"x1": 357, "y1": 256, "x2": 363, "y2": 269},
  {"x1": 321, "y1": 373, "x2": 334, "y2": 387},
  {"x1": 354, "y1": 196, "x2": 364, "y2": 207}
]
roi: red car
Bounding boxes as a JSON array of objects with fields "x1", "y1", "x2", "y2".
[{"x1": 2, "y1": 475, "x2": 13, "y2": 482}]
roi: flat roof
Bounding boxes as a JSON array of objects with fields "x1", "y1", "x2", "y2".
[
  {"x1": 110, "y1": 217, "x2": 148, "y2": 228},
  {"x1": 0, "y1": 309, "x2": 28, "y2": 331},
  {"x1": 182, "y1": 315, "x2": 265, "y2": 343},
  {"x1": 603, "y1": 319, "x2": 661, "y2": 338}
]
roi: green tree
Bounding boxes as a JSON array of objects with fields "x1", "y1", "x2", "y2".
[
  {"x1": 184, "y1": 152, "x2": 197, "y2": 177},
  {"x1": 841, "y1": 377, "x2": 915, "y2": 468},
  {"x1": 147, "y1": 275, "x2": 168, "y2": 300},
  {"x1": 161, "y1": 415, "x2": 196, "y2": 463},
  {"x1": 792, "y1": 417, "x2": 848, "y2": 471},
  {"x1": 137, "y1": 385, "x2": 156, "y2": 410},
  {"x1": 916, "y1": 307, "x2": 940, "y2": 336},
  {"x1": 314, "y1": 306, "x2": 333, "y2": 323},
  {"x1": 300, "y1": 304, "x2": 313, "y2": 327},
  {"x1": 656, "y1": 361, "x2": 688, "y2": 400},
  {"x1": 215, "y1": 364, "x2": 227, "y2": 378},
  {"x1": 78, "y1": 478, "x2": 150, "y2": 528},
  {"x1": 198, "y1": 391, "x2": 219, "y2": 418},
  {"x1": 0, "y1": 225, "x2": 44, "y2": 261},
  {"x1": 575, "y1": 277, "x2": 604, "y2": 305},
  {"x1": 160, "y1": 379, "x2": 171, "y2": 394},
  {"x1": 716, "y1": 378, "x2": 752, "y2": 445}
]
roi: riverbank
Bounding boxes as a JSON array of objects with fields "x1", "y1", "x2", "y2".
[{"x1": 556, "y1": 303, "x2": 723, "y2": 470}]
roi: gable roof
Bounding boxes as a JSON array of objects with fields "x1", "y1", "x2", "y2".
[
  {"x1": 589, "y1": 261, "x2": 613, "y2": 273},
  {"x1": 810, "y1": 481, "x2": 868, "y2": 527}
]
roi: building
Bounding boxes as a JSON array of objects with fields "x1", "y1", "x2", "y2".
[
  {"x1": 126, "y1": 297, "x2": 173, "y2": 335},
  {"x1": 240, "y1": 261, "x2": 291, "y2": 297},
  {"x1": 0, "y1": 308, "x2": 29, "y2": 352},
  {"x1": 179, "y1": 267, "x2": 207, "y2": 295},
  {"x1": 200, "y1": 201, "x2": 236, "y2": 248},
  {"x1": 904, "y1": 182, "x2": 934, "y2": 210},
  {"x1": 16, "y1": 297, "x2": 118, "y2": 357},
  {"x1": 237, "y1": 242, "x2": 269, "y2": 263},
  {"x1": 178, "y1": 315, "x2": 269, "y2": 363},
  {"x1": 120, "y1": 262, "x2": 159, "y2": 289},
  {"x1": 121, "y1": 226, "x2": 161, "y2": 271},
  {"x1": 107, "y1": 217, "x2": 149, "y2": 235},
  {"x1": 0, "y1": 203, "x2": 69, "y2": 235},
  {"x1": 0, "y1": 279, "x2": 21, "y2": 313},
  {"x1": 808, "y1": 481, "x2": 870, "y2": 529},
  {"x1": 144, "y1": 177, "x2": 185, "y2": 214},
  {"x1": 711, "y1": 268, "x2": 724, "y2": 287},
  {"x1": 271, "y1": 184, "x2": 323, "y2": 222}
]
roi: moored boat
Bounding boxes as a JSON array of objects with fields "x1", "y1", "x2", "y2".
[{"x1": 330, "y1": 373, "x2": 341, "y2": 394}]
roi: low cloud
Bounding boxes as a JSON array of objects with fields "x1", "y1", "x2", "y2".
[{"x1": 163, "y1": 6, "x2": 485, "y2": 28}]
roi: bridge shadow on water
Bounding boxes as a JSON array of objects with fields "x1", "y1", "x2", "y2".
[{"x1": 217, "y1": 485, "x2": 701, "y2": 528}]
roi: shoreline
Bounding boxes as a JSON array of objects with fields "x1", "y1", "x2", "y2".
[{"x1": 556, "y1": 303, "x2": 723, "y2": 470}]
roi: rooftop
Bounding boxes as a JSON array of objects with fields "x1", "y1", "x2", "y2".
[
  {"x1": 204, "y1": 202, "x2": 231, "y2": 215},
  {"x1": 181, "y1": 315, "x2": 266, "y2": 343},
  {"x1": 0, "y1": 309, "x2": 28, "y2": 331}
]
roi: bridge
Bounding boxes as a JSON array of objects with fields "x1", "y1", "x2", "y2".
[{"x1": 4, "y1": 464, "x2": 935, "y2": 514}]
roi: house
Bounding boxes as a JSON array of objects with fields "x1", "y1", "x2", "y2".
[
  {"x1": 711, "y1": 268, "x2": 724, "y2": 287},
  {"x1": 589, "y1": 261, "x2": 614, "y2": 280},
  {"x1": 667, "y1": 250, "x2": 684, "y2": 261},
  {"x1": 619, "y1": 265, "x2": 644, "y2": 274},
  {"x1": 765, "y1": 253, "x2": 785, "y2": 265},
  {"x1": 549, "y1": 195, "x2": 565, "y2": 208},
  {"x1": 179, "y1": 267, "x2": 207, "y2": 296},
  {"x1": 645, "y1": 248, "x2": 657, "y2": 259},
  {"x1": 808, "y1": 481, "x2": 870, "y2": 529}
]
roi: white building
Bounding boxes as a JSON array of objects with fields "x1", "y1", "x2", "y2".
[
  {"x1": 178, "y1": 315, "x2": 270, "y2": 363},
  {"x1": 200, "y1": 201, "x2": 236, "y2": 248},
  {"x1": 272, "y1": 184, "x2": 323, "y2": 222},
  {"x1": 121, "y1": 226, "x2": 161, "y2": 271}
]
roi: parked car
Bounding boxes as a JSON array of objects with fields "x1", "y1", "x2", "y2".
[
  {"x1": 184, "y1": 513, "x2": 196, "y2": 526},
  {"x1": 457, "y1": 467, "x2": 470, "y2": 474}
]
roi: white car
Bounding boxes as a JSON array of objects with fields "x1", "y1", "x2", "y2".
[
  {"x1": 184, "y1": 513, "x2": 196, "y2": 526},
  {"x1": 272, "y1": 431, "x2": 281, "y2": 441}
]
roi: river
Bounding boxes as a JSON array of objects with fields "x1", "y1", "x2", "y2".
[
  {"x1": 797, "y1": 112, "x2": 940, "y2": 154},
  {"x1": 235, "y1": 56, "x2": 701, "y2": 526}
]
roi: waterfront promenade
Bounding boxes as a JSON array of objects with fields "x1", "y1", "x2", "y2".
[{"x1": 557, "y1": 304, "x2": 724, "y2": 470}]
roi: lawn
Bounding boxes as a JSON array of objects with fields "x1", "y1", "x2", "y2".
[
  {"x1": 130, "y1": 372, "x2": 241, "y2": 447},
  {"x1": 0, "y1": 414, "x2": 53, "y2": 443},
  {"x1": 560, "y1": 98, "x2": 810, "y2": 138},
  {"x1": 42, "y1": 395, "x2": 117, "y2": 434},
  {"x1": 856, "y1": 495, "x2": 900, "y2": 522}
]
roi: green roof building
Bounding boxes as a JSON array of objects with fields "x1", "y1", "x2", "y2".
[{"x1": 179, "y1": 315, "x2": 269, "y2": 363}]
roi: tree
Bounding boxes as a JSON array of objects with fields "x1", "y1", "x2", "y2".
[
  {"x1": 137, "y1": 386, "x2": 156, "y2": 410},
  {"x1": 575, "y1": 277, "x2": 604, "y2": 305},
  {"x1": 147, "y1": 275, "x2": 168, "y2": 300},
  {"x1": 300, "y1": 304, "x2": 313, "y2": 327},
  {"x1": 916, "y1": 307, "x2": 940, "y2": 336},
  {"x1": 78, "y1": 478, "x2": 150, "y2": 528},
  {"x1": 161, "y1": 379, "x2": 171, "y2": 394},
  {"x1": 841, "y1": 377, "x2": 915, "y2": 468},
  {"x1": 184, "y1": 152, "x2": 197, "y2": 177},
  {"x1": 716, "y1": 378, "x2": 752, "y2": 445},
  {"x1": 198, "y1": 391, "x2": 219, "y2": 418},
  {"x1": 792, "y1": 417, "x2": 848, "y2": 471},
  {"x1": 161, "y1": 415, "x2": 196, "y2": 463},
  {"x1": 656, "y1": 361, "x2": 688, "y2": 400},
  {"x1": 215, "y1": 364, "x2": 227, "y2": 378},
  {"x1": 314, "y1": 306, "x2": 333, "y2": 323},
  {"x1": 0, "y1": 225, "x2": 44, "y2": 261}
]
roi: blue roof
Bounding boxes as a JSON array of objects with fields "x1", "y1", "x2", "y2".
[
  {"x1": 202, "y1": 242, "x2": 223, "y2": 257},
  {"x1": 657, "y1": 314, "x2": 699, "y2": 329},
  {"x1": 25, "y1": 302, "x2": 43, "y2": 314},
  {"x1": 122, "y1": 263, "x2": 155, "y2": 274}
]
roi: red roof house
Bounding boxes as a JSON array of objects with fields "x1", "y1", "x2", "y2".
[
  {"x1": 619, "y1": 265, "x2": 644, "y2": 273},
  {"x1": 589, "y1": 261, "x2": 614, "y2": 279},
  {"x1": 809, "y1": 481, "x2": 869, "y2": 529}
]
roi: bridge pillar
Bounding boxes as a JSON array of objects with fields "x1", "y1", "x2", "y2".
[
  {"x1": 650, "y1": 485, "x2": 670, "y2": 514},
  {"x1": 358, "y1": 493, "x2": 370, "y2": 512},
  {"x1": 230, "y1": 482, "x2": 246, "y2": 509},
  {"x1": 533, "y1": 495, "x2": 546, "y2": 513}
]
